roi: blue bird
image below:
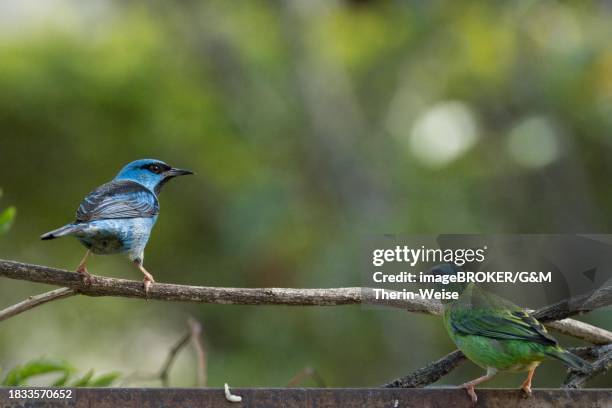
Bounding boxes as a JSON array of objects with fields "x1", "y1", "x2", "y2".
[{"x1": 41, "y1": 159, "x2": 193, "y2": 294}]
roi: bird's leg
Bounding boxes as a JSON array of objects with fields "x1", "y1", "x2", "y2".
[
  {"x1": 134, "y1": 260, "x2": 155, "y2": 297},
  {"x1": 460, "y1": 367, "x2": 497, "y2": 405},
  {"x1": 76, "y1": 250, "x2": 92, "y2": 285},
  {"x1": 521, "y1": 366, "x2": 537, "y2": 397}
]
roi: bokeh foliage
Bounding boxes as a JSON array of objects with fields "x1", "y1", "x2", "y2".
[
  {"x1": 0, "y1": 0, "x2": 611, "y2": 387},
  {"x1": 0, "y1": 190, "x2": 16, "y2": 235},
  {"x1": 1, "y1": 358, "x2": 119, "y2": 387}
]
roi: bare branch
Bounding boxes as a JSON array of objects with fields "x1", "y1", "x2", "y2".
[
  {"x1": 533, "y1": 286, "x2": 612, "y2": 323},
  {"x1": 0, "y1": 259, "x2": 610, "y2": 346},
  {"x1": 564, "y1": 344, "x2": 612, "y2": 389},
  {"x1": 0, "y1": 287, "x2": 75, "y2": 322},
  {"x1": 159, "y1": 332, "x2": 191, "y2": 387},
  {"x1": 188, "y1": 317, "x2": 207, "y2": 387},
  {"x1": 125, "y1": 318, "x2": 207, "y2": 387},
  {"x1": 382, "y1": 344, "x2": 612, "y2": 390},
  {"x1": 2, "y1": 259, "x2": 611, "y2": 389},
  {"x1": 546, "y1": 319, "x2": 612, "y2": 345},
  {"x1": 383, "y1": 350, "x2": 466, "y2": 388},
  {"x1": 0, "y1": 260, "x2": 438, "y2": 313}
]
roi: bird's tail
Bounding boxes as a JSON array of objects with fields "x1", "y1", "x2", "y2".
[
  {"x1": 40, "y1": 224, "x2": 81, "y2": 240},
  {"x1": 545, "y1": 347, "x2": 592, "y2": 373}
]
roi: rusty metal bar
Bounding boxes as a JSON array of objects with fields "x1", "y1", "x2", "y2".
[{"x1": 0, "y1": 388, "x2": 611, "y2": 407}]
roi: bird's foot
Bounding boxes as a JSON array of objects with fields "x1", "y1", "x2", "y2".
[
  {"x1": 76, "y1": 266, "x2": 92, "y2": 286},
  {"x1": 461, "y1": 383, "x2": 478, "y2": 405},
  {"x1": 143, "y1": 276, "x2": 155, "y2": 298},
  {"x1": 521, "y1": 384, "x2": 533, "y2": 398}
]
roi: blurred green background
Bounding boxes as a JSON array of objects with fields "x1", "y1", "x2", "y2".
[{"x1": 1, "y1": 0, "x2": 611, "y2": 388}]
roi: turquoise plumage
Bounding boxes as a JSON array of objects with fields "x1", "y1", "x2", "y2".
[{"x1": 41, "y1": 159, "x2": 193, "y2": 294}]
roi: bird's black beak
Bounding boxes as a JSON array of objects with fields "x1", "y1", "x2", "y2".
[{"x1": 166, "y1": 168, "x2": 194, "y2": 177}]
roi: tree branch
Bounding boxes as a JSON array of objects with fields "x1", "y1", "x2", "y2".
[
  {"x1": 0, "y1": 260, "x2": 439, "y2": 313},
  {"x1": 533, "y1": 285, "x2": 612, "y2": 323},
  {"x1": 159, "y1": 332, "x2": 191, "y2": 387},
  {"x1": 2, "y1": 259, "x2": 611, "y2": 389},
  {"x1": 382, "y1": 350, "x2": 466, "y2": 388},
  {"x1": 546, "y1": 319, "x2": 612, "y2": 345},
  {"x1": 1, "y1": 259, "x2": 611, "y2": 345},
  {"x1": 0, "y1": 287, "x2": 75, "y2": 322},
  {"x1": 187, "y1": 317, "x2": 207, "y2": 387},
  {"x1": 383, "y1": 343, "x2": 612, "y2": 390},
  {"x1": 157, "y1": 317, "x2": 208, "y2": 387},
  {"x1": 563, "y1": 344, "x2": 612, "y2": 389}
]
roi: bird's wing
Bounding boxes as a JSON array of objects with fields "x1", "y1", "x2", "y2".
[
  {"x1": 76, "y1": 180, "x2": 159, "y2": 222},
  {"x1": 449, "y1": 285, "x2": 558, "y2": 346}
]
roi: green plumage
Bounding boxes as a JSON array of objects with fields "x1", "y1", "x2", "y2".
[{"x1": 444, "y1": 283, "x2": 590, "y2": 373}]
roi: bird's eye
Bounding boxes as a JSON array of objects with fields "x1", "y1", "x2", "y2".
[{"x1": 149, "y1": 164, "x2": 161, "y2": 174}]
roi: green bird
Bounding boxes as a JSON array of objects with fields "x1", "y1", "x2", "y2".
[{"x1": 430, "y1": 264, "x2": 591, "y2": 404}]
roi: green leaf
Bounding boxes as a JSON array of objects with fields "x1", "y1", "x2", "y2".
[
  {"x1": 0, "y1": 206, "x2": 16, "y2": 234},
  {"x1": 71, "y1": 369, "x2": 94, "y2": 387},
  {"x1": 2, "y1": 358, "x2": 74, "y2": 386},
  {"x1": 52, "y1": 371, "x2": 71, "y2": 387},
  {"x1": 88, "y1": 372, "x2": 121, "y2": 387}
]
